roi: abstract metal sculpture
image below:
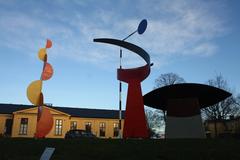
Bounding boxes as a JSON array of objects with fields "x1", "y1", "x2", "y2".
[
  {"x1": 94, "y1": 37, "x2": 152, "y2": 138},
  {"x1": 118, "y1": 19, "x2": 148, "y2": 138},
  {"x1": 143, "y1": 83, "x2": 232, "y2": 138},
  {"x1": 26, "y1": 39, "x2": 54, "y2": 138}
]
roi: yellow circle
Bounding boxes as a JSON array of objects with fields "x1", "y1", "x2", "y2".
[
  {"x1": 27, "y1": 80, "x2": 43, "y2": 105},
  {"x1": 38, "y1": 48, "x2": 46, "y2": 61}
]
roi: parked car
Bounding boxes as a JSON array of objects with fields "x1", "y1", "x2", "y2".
[{"x1": 65, "y1": 129, "x2": 97, "y2": 139}]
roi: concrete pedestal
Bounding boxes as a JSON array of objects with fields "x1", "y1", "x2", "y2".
[{"x1": 165, "y1": 98, "x2": 206, "y2": 138}]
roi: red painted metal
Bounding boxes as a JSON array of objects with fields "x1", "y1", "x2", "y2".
[
  {"x1": 35, "y1": 107, "x2": 53, "y2": 138},
  {"x1": 118, "y1": 64, "x2": 150, "y2": 138},
  {"x1": 93, "y1": 38, "x2": 152, "y2": 139}
]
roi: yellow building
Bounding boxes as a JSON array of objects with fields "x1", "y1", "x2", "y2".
[
  {"x1": 0, "y1": 103, "x2": 124, "y2": 138},
  {"x1": 204, "y1": 117, "x2": 240, "y2": 138}
]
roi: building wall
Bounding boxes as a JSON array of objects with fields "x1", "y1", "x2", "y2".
[
  {"x1": 0, "y1": 114, "x2": 12, "y2": 135},
  {"x1": 11, "y1": 113, "x2": 37, "y2": 138},
  {"x1": 205, "y1": 122, "x2": 225, "y2": 137},
  {"x1": 0, "y1": 107, "x2": 124, "y2": 139},
  {"x1": 205, "y1": 118, "x2": 240, "y2": 138},
  {"x1": 69, "y1": 117, "x2": 124, "y2": 138},
  {"x1": 46, "y1": 113, "x2": 70, "y2": 138}
]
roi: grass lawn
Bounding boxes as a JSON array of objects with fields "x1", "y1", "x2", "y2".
[{"x1": 0, "y1": 138, "x2": 240, "y2": 160}]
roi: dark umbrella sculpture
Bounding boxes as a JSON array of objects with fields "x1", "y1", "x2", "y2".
[{"x1": 143, "y1": 83, "x2": 232, "y2": 138}]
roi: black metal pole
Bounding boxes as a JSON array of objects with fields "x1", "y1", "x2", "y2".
[
  {"x1": 122, "y1": 30, "x2": 137, "y2": 41},
  {"x1": 119, "y1": 47, "x2": 122, "y2": 138},
  {"x1": 118, "y1": 25, "x2": 141, "y2": 138}
]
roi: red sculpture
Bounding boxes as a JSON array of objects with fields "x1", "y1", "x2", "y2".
[
  {"x1": 94, "y1": 38, "x2": 151, "y2": 138},
  {"x1": 118, "y1": 64, "x2": 150, "y2": 138}
]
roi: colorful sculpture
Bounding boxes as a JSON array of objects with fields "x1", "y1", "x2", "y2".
[
  {"x1": 94, "y1": 19, "x2": 150, "y2": 139},
  {"x1": 143, "y1": 83, "x2": 232, "y2": 138},
  {"x1": 94, "y1": 38, "x2": 152, "y2": 138},
  {"x1": 26, "y1": 39, "x2": 54, "y2": 138}
]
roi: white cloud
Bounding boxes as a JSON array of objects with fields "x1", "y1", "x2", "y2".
[
  {"x1": 187, "y1": 43, "x2": 217, "y2": 56},
  {"x1": 0, "y1": 0, "x2": 228, "y2": 68}
]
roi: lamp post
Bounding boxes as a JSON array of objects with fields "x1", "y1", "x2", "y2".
[{"x1": 118, "y1": 19, "x2": 147, "y2": 138}]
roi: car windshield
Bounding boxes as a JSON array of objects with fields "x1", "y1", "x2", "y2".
[
  {"x1": 81, "y1": 132, "x2": 88, "y2": 135},
  {"x1": 74, "y1": 130, "x2": 80, "y2": 134}
]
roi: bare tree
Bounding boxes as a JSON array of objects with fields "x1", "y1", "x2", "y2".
[
  {"x1": 154, "y1": 72, "x2": 185, "y2": 89},
  {"x1": 201, "y1": 74, "x2": 240, "y2": 137},
  {"x1": 145, "y1": 107, "x2": 164, "y2": 138},
  {"x1": 236, "y1": 95, "x2": 240, "y2": 116},
  {"x1": 154, "y1": 73, "x2": 186, "y2": 122}
]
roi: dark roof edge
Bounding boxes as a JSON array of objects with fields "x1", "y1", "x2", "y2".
[
  {"x1": 0, "y1": 103, "x2": 125, "y2": 119},
  {"x1": 53, "y1": 105, "x2": 121, "y2": 112},
  {"x1": 0, "y1": 103, "x2": 122, "y2": 112}
]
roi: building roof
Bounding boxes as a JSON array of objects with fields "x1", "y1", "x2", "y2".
[{"x1": 0, "y1": 103, "x2": 125, "y2": 119}]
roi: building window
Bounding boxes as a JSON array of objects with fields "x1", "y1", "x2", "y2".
[
  {"x1": 70, "y1": 121, "x2": 77, "y2": 130},
  {"x1": 99, "y1": 122, "x2": 106, "y2": 137},
  {"x1": 113, "y1": 123, "x2": 119, "y2": 137},
  {"x1": 55, "y1": 119, "x2": 63, "y2": 136},
  {"x1": 19, "y1": 118, "x2": 28, "y2": 135},
  {"x1": 85, "y1": 122, "x2": 92, "y2": 132}
]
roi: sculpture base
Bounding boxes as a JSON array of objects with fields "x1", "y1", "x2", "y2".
[
  {"x1": 123, "y1": 82, "x2": 149, "y2": 139},
  {"x1": 165, "y1": 98, "x2": 206, "y2": 138},
  {"x1": 165, "y1": 115, "x2": 206, "y2": 138}
]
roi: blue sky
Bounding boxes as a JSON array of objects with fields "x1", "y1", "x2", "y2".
[{"x1": 0, "y1": 0, "x2": 239, "y2": 110}]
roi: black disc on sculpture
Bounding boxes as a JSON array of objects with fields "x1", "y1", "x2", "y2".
[
  {"x1": 93, "y1": 38, "x2": 150, "y2": 65},
  {"x1": 143, "y1": 83, "x2": 232, "y2": 110}
]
